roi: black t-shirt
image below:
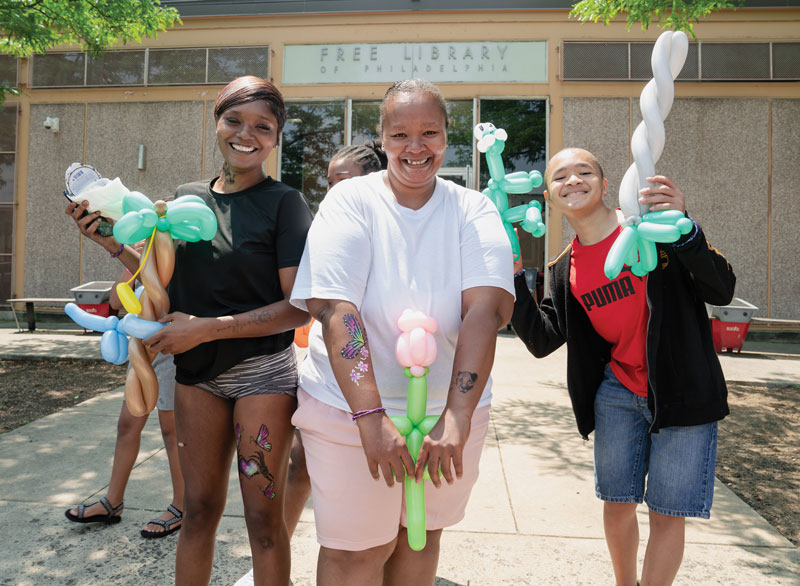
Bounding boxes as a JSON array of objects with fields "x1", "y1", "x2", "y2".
[{"x1": 168, "y1": 177, "x2": 313, "y2": 384}]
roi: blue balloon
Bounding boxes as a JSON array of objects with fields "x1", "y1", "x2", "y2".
[
  {"x1": 100, "y1": 329, "x2": 128, "y2": 365},
  {"x1": 64, "y1": 302, "x2": 166, "y2": 364},
  {"x1": 65, "y1": 303, "x2": 117, "y2": 332},
  {"x1": 119, "y1": 314, "x2": 166, "y2": 339}
]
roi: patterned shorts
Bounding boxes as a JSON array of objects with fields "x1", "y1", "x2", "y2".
[{"x1": 194, "y1": 346, "x2": 298, "y2": 400}]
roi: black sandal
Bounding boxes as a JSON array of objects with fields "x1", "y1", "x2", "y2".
[
  {"x1": 140, "y1": 504, "x2": 182, "y2": 539},
  {"x1": 65, "y1": 496, "x2": 123, "y2": 524}
]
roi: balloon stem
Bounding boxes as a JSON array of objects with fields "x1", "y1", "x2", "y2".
[{"x1": 124, "y1": 226, "x2": 158, "y2": 286}]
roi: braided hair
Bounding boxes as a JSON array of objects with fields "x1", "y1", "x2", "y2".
[{"x1": 330, "y1": 139, "x2": 388, "y2": 174}]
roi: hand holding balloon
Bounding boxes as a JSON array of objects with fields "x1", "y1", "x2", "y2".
[
  {"x1": 605, "y1": 31, "x2": 692, "y2": 280},
  {"x1": 64, "y1": 169, "x2": 217, "y2": 417},
  {"x1": 143, "y1": 312, "x2": 212, "y2": 355},
  {"x1": 390, "y1": 309, "x2": 440, "y2": 552},
  {"x1": 65, "y1": 200, "x2": 119, "y2": 250},
  {"x1": 638, "y1": 175, "x2": 686, "y2": 214}
]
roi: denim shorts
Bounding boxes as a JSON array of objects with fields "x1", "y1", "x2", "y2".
[{"x1": 593, "y1": 364, "x2": 717, "y2": 518}]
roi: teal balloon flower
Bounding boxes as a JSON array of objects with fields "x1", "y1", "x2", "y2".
[{"x1": 604, "y1": 210, "x2": 694, "y2": 280}]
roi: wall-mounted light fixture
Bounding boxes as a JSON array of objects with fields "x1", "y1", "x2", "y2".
[
  {"x1": 137, "y1": 144, "x2": 146, "y2": 170},
  {"x1": 43, "y1": 117, "x2": 60, "y2": 133}
]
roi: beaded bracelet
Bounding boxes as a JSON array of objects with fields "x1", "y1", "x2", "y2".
[
  {"x1": 109, "y1": 243, "x2": 124, "y2": 258},
  {"x1": 672, "y1": 216, "x2": 699, "y2": 248},
  {"x1": 513, "y1": 269, "x2": 525, "y2": 278},
  {"x1": 351, "y1": 407, "x2": 386, "y2": 421}
]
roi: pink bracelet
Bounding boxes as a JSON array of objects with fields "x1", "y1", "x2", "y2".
[{"x1": 352, "y1": 407, "x2": 386, "y2": 421}]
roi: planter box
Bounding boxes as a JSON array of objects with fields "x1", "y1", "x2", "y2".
[
  {"x1": 706, "y1": 298, "x2": 758, "y2": 353},
  {"x1": 70, "y1": 281, "x2": 115, "y2": 305}
]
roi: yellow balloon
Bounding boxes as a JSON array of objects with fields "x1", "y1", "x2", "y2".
[{"x1": 116, "y1": 283, "x2": 142, "y2": 315}]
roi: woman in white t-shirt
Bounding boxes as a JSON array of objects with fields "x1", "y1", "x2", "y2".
[{"x1": 290, "y1": 79, "x2": 514, "y2": 584}]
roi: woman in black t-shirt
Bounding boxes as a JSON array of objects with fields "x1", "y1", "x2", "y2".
[{"x1": 144, "y1": 76, "x2": 312, "y2": 586}]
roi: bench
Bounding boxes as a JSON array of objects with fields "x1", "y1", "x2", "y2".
[
  {"x1": 5, "y1": 298, "x2": 74, "y2": 332},
  {"x1": 749, "y1": 317, "x2": 800, "y2": 332}
]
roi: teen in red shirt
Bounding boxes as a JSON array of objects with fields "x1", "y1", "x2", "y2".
[{"x1": 512, "y1": 148, "x2": 734, "y2": 586}]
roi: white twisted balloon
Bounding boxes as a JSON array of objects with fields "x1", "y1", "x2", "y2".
[
  {"x1": 605, "y1": 31, "x2": 693, "y2": 280},
  {"x1": 619, "y1": 30, "x2": 688, "y2": 222}
]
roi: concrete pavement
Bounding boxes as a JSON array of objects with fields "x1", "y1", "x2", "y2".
[{"x1": 0, "y1": 323, "x2": 798, "y2": 585}]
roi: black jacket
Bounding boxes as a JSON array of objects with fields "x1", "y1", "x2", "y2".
[{"x1": 511, "y1": 221, "x2": 736, "y2": 438}]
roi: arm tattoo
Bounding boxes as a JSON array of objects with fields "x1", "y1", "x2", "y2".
[
  {"x1": 339, "y1": 313, "x2": 369, "y2": 385},
  {"x1": 215, "y1": 308, "x2": 276, "y2": 335},
  {"x1": 455, "y1": 371, "x2": 478, "y2": 394}
]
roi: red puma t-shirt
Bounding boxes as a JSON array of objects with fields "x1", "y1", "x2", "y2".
[{"x1": 569, "y1": 226, "x2": 649, "y2": 397}]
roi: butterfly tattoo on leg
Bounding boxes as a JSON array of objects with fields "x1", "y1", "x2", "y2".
[
  {"x1": 340, "y1": 313, "x2": 370, "y2": 386},
  {"x1": 250, "y1": 424, "x2": 272, "y2": 451}
]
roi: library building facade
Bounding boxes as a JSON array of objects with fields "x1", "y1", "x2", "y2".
[{"x1": 2, "y1": 1, "x2": 798, "y2": 318}]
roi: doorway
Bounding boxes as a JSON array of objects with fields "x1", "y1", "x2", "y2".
[{"x1": 279, "y1": 96, "x2": 548, "y2": 275}]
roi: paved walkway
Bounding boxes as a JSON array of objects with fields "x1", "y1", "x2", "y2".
[{"x1": 0, "y1": 323, "x2": 798, "y2": 585}]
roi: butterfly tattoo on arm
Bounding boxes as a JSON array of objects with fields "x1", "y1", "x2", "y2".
[{"x1": 340, "y1": 313, "x2": 370, "y2": 386}]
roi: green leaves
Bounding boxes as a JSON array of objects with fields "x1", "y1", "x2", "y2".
[
  {"x1": 570, "y1": 0, "x2": 744, "y2": 38},
  {"x1": 0, "y1": 0, "x2": 181, "y2": 104}
]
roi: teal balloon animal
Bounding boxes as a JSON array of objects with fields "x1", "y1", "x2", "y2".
[
  {"x1": 474, "y1": 123, "x2": 545, "y2": 260},
  {"x1": 390, "y1": 309, "x2": 440, "y2": 551},
  {"x1": 113, "y1": 193, "x2": 218, "y2": 245},
  {"x1": 605, "y1": 31, "x2": 693, "y2": 280}
]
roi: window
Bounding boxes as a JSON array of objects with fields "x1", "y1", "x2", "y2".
[
  {"x1": 87, "y1": 51, "x2": 146, "y2": 86},
  {"x1": 349, "y1": 99, "x2": 475, "y2": 187},
  {"x1": 351, "y1": 100, "x2": 381, "y2": 146},
  {"x1": 208, "y1": 47, "x2": 269, "y2": 83},
  {"x1": 148, "y1": 48, "x2": 207, "y2": 85},
  {"x1": 562, "y1": 43, "x2": 628, "y2": 80},
  {"x1": 0, "y1": 55, "x2": 17, "y2": 87},
  {"x1": 773, "y1": 43, "x2": 800, "y2": 79},
  {"x1": 280, "y1": 101, "x2": 346, "y2": 211},
  {"x1": 31, "y1": 47, "x2": 270, "y2": 87},
  {"x1": 478, "y1": 99, "x2": 547, "y2": 199},
  {"x1": 562, "y1": 41, "x2": 792, "y2": 81},
  {"x1": 630, "y1": 42, "x2": 699, "y2": 80},
  {"x1": 31, "y1": 52, "x2": 85, "y2": 87},
  {"x1": 702, "y1": 43, "x2": 770, "y2": 80},
  {"x1": 0, "y1": 105, "x2": 16, "y2": 300}
]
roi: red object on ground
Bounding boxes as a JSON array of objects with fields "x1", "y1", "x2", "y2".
[
  {"x1": 710, "y1": 318, "x2": 750, "y2": 353},
  {"x1": 77, "y1": 303, "x2": 118, "y2": 318}
]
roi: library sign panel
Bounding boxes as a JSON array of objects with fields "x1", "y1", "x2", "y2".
[{"x1": 283, "y1": 42, "x2": 547, "y2": 84}]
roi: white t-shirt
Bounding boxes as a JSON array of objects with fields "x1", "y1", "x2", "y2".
[{"x1": 290, "y1": 171, "x2": 514, "y2": 415}]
